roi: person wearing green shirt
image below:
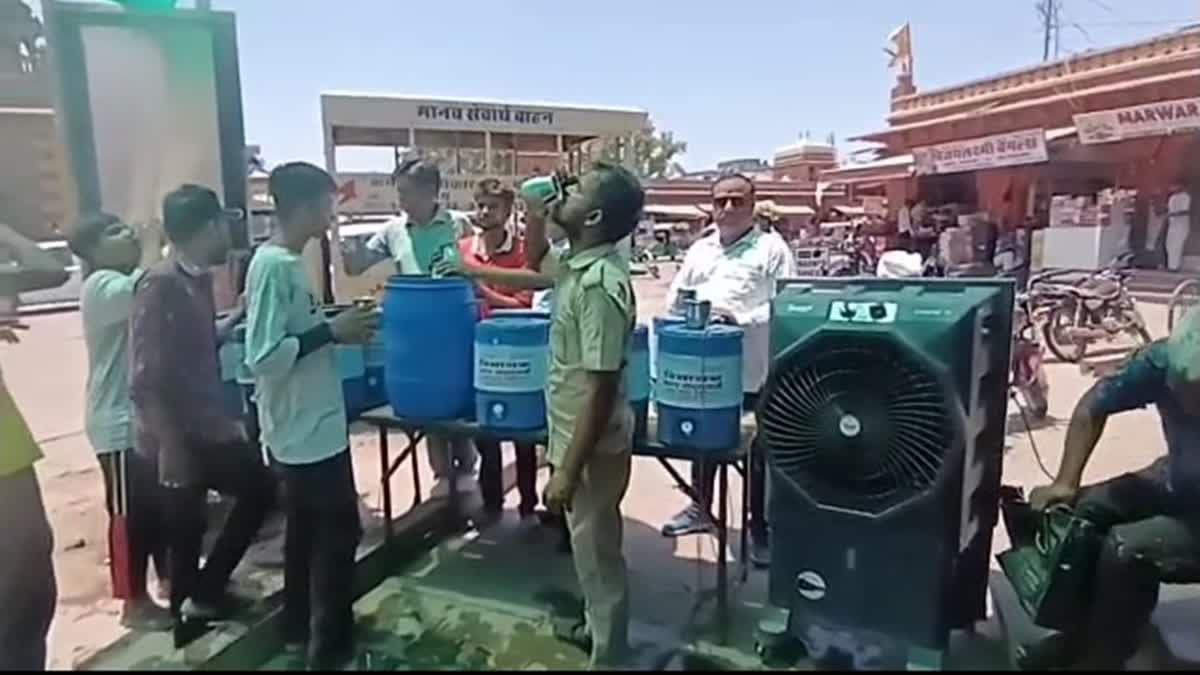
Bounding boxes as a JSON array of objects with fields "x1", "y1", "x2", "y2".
[
  {"x1": 245, "y1": 162, "x2": 377, "y2": 670},
  {"x1": 68, "y1": 212, "x2": 172, "y2": 630},
  {"x1": 0, "y1": 222, "x2": 68, "y2": 670},
  {"x1": 359, "y1": 158, "x2": 478, "y2": 500},
  {"x1": 540, "y1": 163, "x2": 642, "y2": 669}
]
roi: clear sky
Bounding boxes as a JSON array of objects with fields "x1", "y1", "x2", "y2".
[{"x1": 31, "y1": 0, "x2": 1200, "y2": 171}]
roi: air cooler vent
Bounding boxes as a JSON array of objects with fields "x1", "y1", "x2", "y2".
[{"x1": 760, "y1": 332, "x2": 956, "y2": 514}]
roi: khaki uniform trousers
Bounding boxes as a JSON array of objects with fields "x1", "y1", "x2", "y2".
[{"x1": 565, "y1": 450, "x2": 632, "y2": 669}]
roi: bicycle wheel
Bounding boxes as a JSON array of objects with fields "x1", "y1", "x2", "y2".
[{"x1": 1167, "y1": 279, "x2": 1200, "y2": 333}]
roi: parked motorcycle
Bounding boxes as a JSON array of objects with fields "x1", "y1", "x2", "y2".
[
  {"x1": 1011, "y1": 290, "x2": 1050, "y2": 420},
  {"x1": 1030, "y1": 252, "x2": 1151, "y2": 364},
  {"x1": 824, "y1": 225, "x2": 877, "y2": 277}
]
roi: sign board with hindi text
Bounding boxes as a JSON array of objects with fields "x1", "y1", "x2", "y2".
[
  {"x1": 1074, "y1": 97, "x2": 1200, "y2": 145},
  {"x1": 912, "y1": 128, "x2": 1048, "y2": 176},
  {"x1": 335, "y1": 172, "x2": 397, "y2": 215},
  {"x1": 322, "y1": 93, "x2": 648, "y2": 139}
]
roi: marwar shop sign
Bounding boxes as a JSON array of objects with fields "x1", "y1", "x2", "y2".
[
  {"x1": 1075, "y1": 97, "x2": 1200, "y2": 145},
  {"x1": 913, "y1": 128, "x2": 1048, "y2": 176}
]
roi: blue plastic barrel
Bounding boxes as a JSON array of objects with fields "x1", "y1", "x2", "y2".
[
  {"x1": 474, "y1": 317, "x2": 550, "y2": 430},
  {"x1": 626, "y1": 324, "x2": 650, "y2": 443},
  {"x1": 324, "y1": 306, "x2": 370, "y2": 420},
  {"x1": 654, "y1": 324, "x2": 744, "y2": 451},
  {"x1": 383, "y1": 276, "x2": 478, "y2": 420}
]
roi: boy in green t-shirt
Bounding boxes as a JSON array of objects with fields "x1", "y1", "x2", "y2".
[{"x1": 244, "y1": 163, "x2": 377, "y2": 669}]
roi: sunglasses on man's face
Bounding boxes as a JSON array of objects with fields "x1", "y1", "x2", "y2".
[{"x1": 712, "y1": 196, "x2": 748, "y2": 209}]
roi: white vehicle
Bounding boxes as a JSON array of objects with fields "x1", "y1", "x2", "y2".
[
  {"x1": 20, "y1": 240, "x2": 83, "y2": 310},
  {"x1": 330, "y1": 216, "x2": 394, "y2": 302}
]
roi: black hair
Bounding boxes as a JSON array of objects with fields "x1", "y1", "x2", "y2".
[
  {"x1": 589, "y1": 161, "x2": 644, "y2": 241},
  {"x1": 473, "y1": 177, "x2": 515, "y2": 204},
  {"x1": 392, "y1": 157, "x2": 441, "y2": 193},
  {"x1": 269, "y1": 162, "x2": 337, "y2": 219},
  {"x1": 712, "y1": 172, "x2": 756, "y2": 198},
  {"x1": 67, "y1": 212, "x2": 120, "y2": 262},
  {"x1": 161, "y1": 184, "x2": 221, "y2": 244}
]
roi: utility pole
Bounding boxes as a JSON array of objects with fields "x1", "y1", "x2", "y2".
[{"x1": 1037, "y1": 0, "x2": 1061, "y2": 61}]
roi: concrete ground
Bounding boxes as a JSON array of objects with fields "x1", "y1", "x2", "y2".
[{"x1": 2, "y1": 267, "x2": 1174, "y2": 669}]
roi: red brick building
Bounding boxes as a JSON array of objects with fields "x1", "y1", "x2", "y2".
[{"x1": 824, "y1": 26, "x2": 1199, "y2": 268}]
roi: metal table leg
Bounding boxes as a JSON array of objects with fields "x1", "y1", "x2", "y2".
[
  {"x1": 718, "y1": 461, "x2": 729, "y2": 644},
  {"x1": 409, "y1": 431, "x2": 423, "y2": 508},
  {"x1": 741, "y1": 457, "x2": 750, "y2": 583},
  {"x1": 378, "y1": 425, "x2": 392, "y2": 539}
]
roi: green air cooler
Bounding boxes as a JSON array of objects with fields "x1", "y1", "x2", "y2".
[{"x1": 758, "y1": 277, "x2": 1014, "y2": 670}]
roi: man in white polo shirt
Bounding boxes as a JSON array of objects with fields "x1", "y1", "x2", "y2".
[{"x1": 659, "y1": 173, "x2": 796, "y2": 568}]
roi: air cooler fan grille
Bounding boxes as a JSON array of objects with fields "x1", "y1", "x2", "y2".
[{"x1": 760, "y1": 332, "x2": 955, "y2": 513}]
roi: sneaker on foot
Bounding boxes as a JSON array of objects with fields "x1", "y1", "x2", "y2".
[
  {"x1": 661, "y1": 504, "x2": 713, "y2": 537},
  {"x1": 179, "y1": 593, "x2": 247, "y2": 622},
  {"x1": 552, "y1": 619, "x2": 592, "y2": 653}
]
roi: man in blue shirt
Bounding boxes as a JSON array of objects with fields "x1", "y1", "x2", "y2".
[{"x1": 1029, "y1": 309, "x2": 1200, "y2": 669}]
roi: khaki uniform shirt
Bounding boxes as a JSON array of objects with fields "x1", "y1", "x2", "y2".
[{"x1": 545, "y1": 242, "x2": 636, "y2": 466}]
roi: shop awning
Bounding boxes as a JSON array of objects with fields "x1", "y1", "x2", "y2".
[
  {"x1": 775, "y1": 205, "x2": 816, "y2": 216},
  {"x1": 833, "y1": 205, "x2": 865, "y2": 216},
  {"x1": 821, "y1": 154, "x2": 915, "y2": 185}
]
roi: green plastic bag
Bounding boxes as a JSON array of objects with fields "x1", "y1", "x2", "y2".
[{"x1": 997, "y1": 503, "x2": 1103, "y2": 631}]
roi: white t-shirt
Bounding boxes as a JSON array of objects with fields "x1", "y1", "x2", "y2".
[{"x1": 665, "y1": 228, "x2": 796, "y2": 394}]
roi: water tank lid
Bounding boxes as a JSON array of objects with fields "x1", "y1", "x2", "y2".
[
  {"x1": 658, "y1": 324, "x2": 744, "y2": 356},
  {"x1": 385, "y1": 275, "x2": 474, "y2": 290},
  {"x1": 476, "y1": 317, "x2": 551, "y2": 345}
]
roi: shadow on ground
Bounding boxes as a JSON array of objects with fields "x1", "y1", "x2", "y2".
[{"x1": 261, "y1": 512, "x2": 764, "y2": 670}]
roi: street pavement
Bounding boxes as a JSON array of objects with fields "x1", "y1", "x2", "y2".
[{"x1": 1, "y1": 268, "x2": 1172, "y2": 668}]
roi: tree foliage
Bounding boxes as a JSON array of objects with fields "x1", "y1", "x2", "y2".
[{"x1": 594, "y1": 121, "x2": 688, "y2": 180}]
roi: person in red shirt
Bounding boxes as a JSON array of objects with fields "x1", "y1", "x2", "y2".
[
  {"x1": 458, "y1": 179, "x2": 534, "y2": 316},
  {"x1": 461, "y1": 179, "x2": 540, "y2": 523}
]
